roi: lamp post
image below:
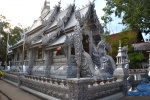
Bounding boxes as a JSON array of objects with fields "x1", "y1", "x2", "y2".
[
  {"x1": 0, "y1": 22, "x2": 2, "y2": 40},
  {"x1": 0, "y1": 33, "x2": 3, "y2": 40},
  {"x1": 21, "y1": 30, "x2": 26, "y2": 73},
  {"x1": 6, "y1": 31, "x2": 9, "y2": 69},
  {"x1": 3, "y1": 28, "x2": 10, "y2": 70},
  {"x1": 147, "y1": 51, "x2": 150, "y2": 76}
]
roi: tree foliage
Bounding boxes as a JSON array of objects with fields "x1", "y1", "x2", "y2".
[
  {"x1": 0, "y1": 15, "x2": 23, "y2": 61},
  {"x1": 105, "y1": 30, "x2": 144, "y2": 66},
  {"x1": 101, "y1": 0, "x2": 150, "y2": 34},
  {"x1": 128, "y1": 46, "x2": 144, "y2": 66}
]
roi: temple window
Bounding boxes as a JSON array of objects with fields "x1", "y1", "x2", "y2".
[
  {"x1": 82, "y1": 35, "x2": 89, "y2": 53},
  {"x1": 17, "y1": 53, "x2": 19, "y2": 61},
  {"x1": 71, "y1": 47, "x2": 75, "y2": 55},
  {"x1": 38, "y1": 48, "x2": 43, "y2": 59},
  {"x1": 53, "y1": 46, "x2": 64, "y2": 56},
  {"x1": 24, "y1": 50, "x2": 28, "y2": 60}
]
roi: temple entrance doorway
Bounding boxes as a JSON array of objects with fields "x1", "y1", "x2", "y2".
[{"x1": 82, "y1": 34, "x2": 89, "y2": 54}]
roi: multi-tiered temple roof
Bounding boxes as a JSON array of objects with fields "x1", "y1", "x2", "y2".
[{"x1": 11, "y1": 0, "x2": 103, "y2": 50}]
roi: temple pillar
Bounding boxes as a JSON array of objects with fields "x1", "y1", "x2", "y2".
[
  {"x1": 47, "y1": 49, "x2": 53, "y2": 77},
  {"x1": 28, "y1": 48, "x2": 34, "y2": 74},
  {"x1": 67, "y1": 45, "x2": 71, "y2": 66},
  {"x1": 147, "y1": 51, "x2": 150, "y2": 76},
  {"x1": 44, "y1": 49, "x2": 50, "y2": 77},
  {"x1": 20, "y1": 51, "x2": 22, "y2": 68},
  {"x1": 89, "y1": 31, "x2": 93, "y2": 56}
]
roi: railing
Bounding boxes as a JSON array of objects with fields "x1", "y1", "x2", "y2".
[
  {"x1": 34, "y1": 59, "x2": 45, "y2": 66},
  {"x1": 87, "y1": 78, "x2": 123, "y2": 100},
  {"x1": 3, "y1": 72, "x2": 19, "y2": 86},
  {"x1": 24, "y1": 60, "x2": 29, "y2": 66},
  {"x1": 14, "y1": 61, "x2": 21, "y2": 66},
  {"x1": 129, "y1": 69, "x2": 148, "y2": 74},
  {"x1": 21, "y1": 75, "x2": 69, "y2": 100},
  {"x1": 3, "y1": 72, "x2": 125, "y2": 100}
]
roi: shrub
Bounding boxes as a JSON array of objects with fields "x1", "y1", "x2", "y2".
[{"x1": 0, "y1": 71, "x2": 3, "y2": 76}]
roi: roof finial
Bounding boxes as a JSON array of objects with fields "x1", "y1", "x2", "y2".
[
  {"x1": 73, "y1": 0, "x2": 75, "y2": 5},
  {"x1": 58, "y1": 0, "x2": 61, "y2": 5},
  {"x1": 44, "y1": 0, "x2": 46, "y2": 6},
  {"x1": 93, "y1": 0, "x2": 96, "y2": 3},
  {"x1": 119, "y1": 40, "x2": 121, "y2": 47}
]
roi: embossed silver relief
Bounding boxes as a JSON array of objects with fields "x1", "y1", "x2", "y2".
[
  {"x1": 73, "y1": 25, "x2": 83, "y2": 78},
  {"x1": 93, "y1": 39, "x2": 116, "y2": 78},
  {"x1": 72, "y1": 5, "x2": 116, "y2": 78},
  {"x1": 45, "y1": 2, "x2": 61, "y2": 27},
  {"x1": 42, "y1": 4, "x2": 74, "y2": 46}
]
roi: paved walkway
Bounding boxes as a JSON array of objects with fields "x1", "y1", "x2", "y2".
[
  {"x1": 0, "y1": 80, "x2": 41, "y2": 100},
  {"x1": 0, "y1": 91, "x2": 9, "y2": 100}
]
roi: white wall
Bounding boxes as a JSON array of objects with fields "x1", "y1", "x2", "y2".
[{"x1": 142, "y1": 33, "x2": 150, "y2": 42}]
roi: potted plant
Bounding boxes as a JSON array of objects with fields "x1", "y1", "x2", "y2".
[{"x1": 0, "y1": 70, "x2": 3, "y2": 80}]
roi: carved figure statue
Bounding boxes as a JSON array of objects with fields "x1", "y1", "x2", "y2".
[
  {"x1": 122, "y1": 45, "x2": 130, "y2": 69},
  {"x1": 78, "y1": 38, "x2": 116, "y2": 78},
  {"x1": 98, "y1": 39, "x2": 116, "y2": 75},
  {"x1": 89, "y1": 39, "x2": 116, "y2": 78},
  {"x1": 72, "y1": 9, "x2": 117, "y2": 78}
]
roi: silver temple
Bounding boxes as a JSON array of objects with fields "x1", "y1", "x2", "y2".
[{"x1": 4, "y1": 1, "x2": 129, "y2": 100}]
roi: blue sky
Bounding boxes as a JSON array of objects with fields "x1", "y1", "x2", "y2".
[{"x1": 0, "y1": 0, "x2": 125, "y2": 33}]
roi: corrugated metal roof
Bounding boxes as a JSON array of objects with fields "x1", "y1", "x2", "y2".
[{"x1": 133, "y1": 42, "x2": 150, "y2": 51}]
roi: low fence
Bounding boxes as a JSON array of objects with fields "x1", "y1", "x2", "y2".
[
  {"x1": 3, "y1": 72, "x2": 125, "y2": 100},
  {"x1": 3, "y1": 72, "x2": 19, "y2": 86},
  {"x1": 129, "y1": 69, "x2": 148, "y2": 74},
  {"x1": 87, "y1": 79, "x2": 123, "y2": 99},
  {"x1": 20, "y1": 75, "x2": 69, "y2": 100}
]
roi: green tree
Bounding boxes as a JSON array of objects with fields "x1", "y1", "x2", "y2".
[
  {"x1": 9, "y1": 26, "x2": 23, "y2": 45},
  {"x1": 128, "y1": 46, "x2": 144, "y2": 66},
  {"x1": 101, "y1": 0, "x2": 150, "y2": 34},
  {"x1": 0, "y1": 15, "x2": 11, "y2": 62},
  {"x1": 105, "y1": 31, "x2": 144, "y2": 66},
  {"x1": 0, "y1": 15, "x2": 23, "y2": 62}
]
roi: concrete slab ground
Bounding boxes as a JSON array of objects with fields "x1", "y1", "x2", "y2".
[
  {"x1": 0, "y1": 91, "x2": 10, "y2": 100},
  {"x1": 120, "y1": 96, "x2": 150, "y2": 100},
  {"x1": 0, "y1": 80, "x2": 41, "y2": 100}
]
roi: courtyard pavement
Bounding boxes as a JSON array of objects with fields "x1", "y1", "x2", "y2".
[
  {"x1": 0, "y1": 80, "x2": 41, "y2": 100},
  {"x1": 1, "y1": 80, "x2": 150, "y2": 100}
]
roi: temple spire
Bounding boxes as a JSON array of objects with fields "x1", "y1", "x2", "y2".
[
  {"x1": 73, "y1": 0, "x2": 75, "y2": 5},
  {"x1": 93, "y1": 0, "x2": 96, "y2": 3},
  {"x1": 41, "y1": 0, "x2": 50, "y2": 15},
  {"x1": 119, "y1": 40, "x2": 121, "y2": 47},
  {"x1": 58, "y1": 0, "x2": 61, "y2": 6}
]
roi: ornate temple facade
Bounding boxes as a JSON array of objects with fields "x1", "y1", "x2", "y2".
[
  {"x1": 9, "y1": 0, "x2": 108, "y2": 78},
  {"x1": 4, "y1": 1, "x2": 129, "y2": 99}
]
